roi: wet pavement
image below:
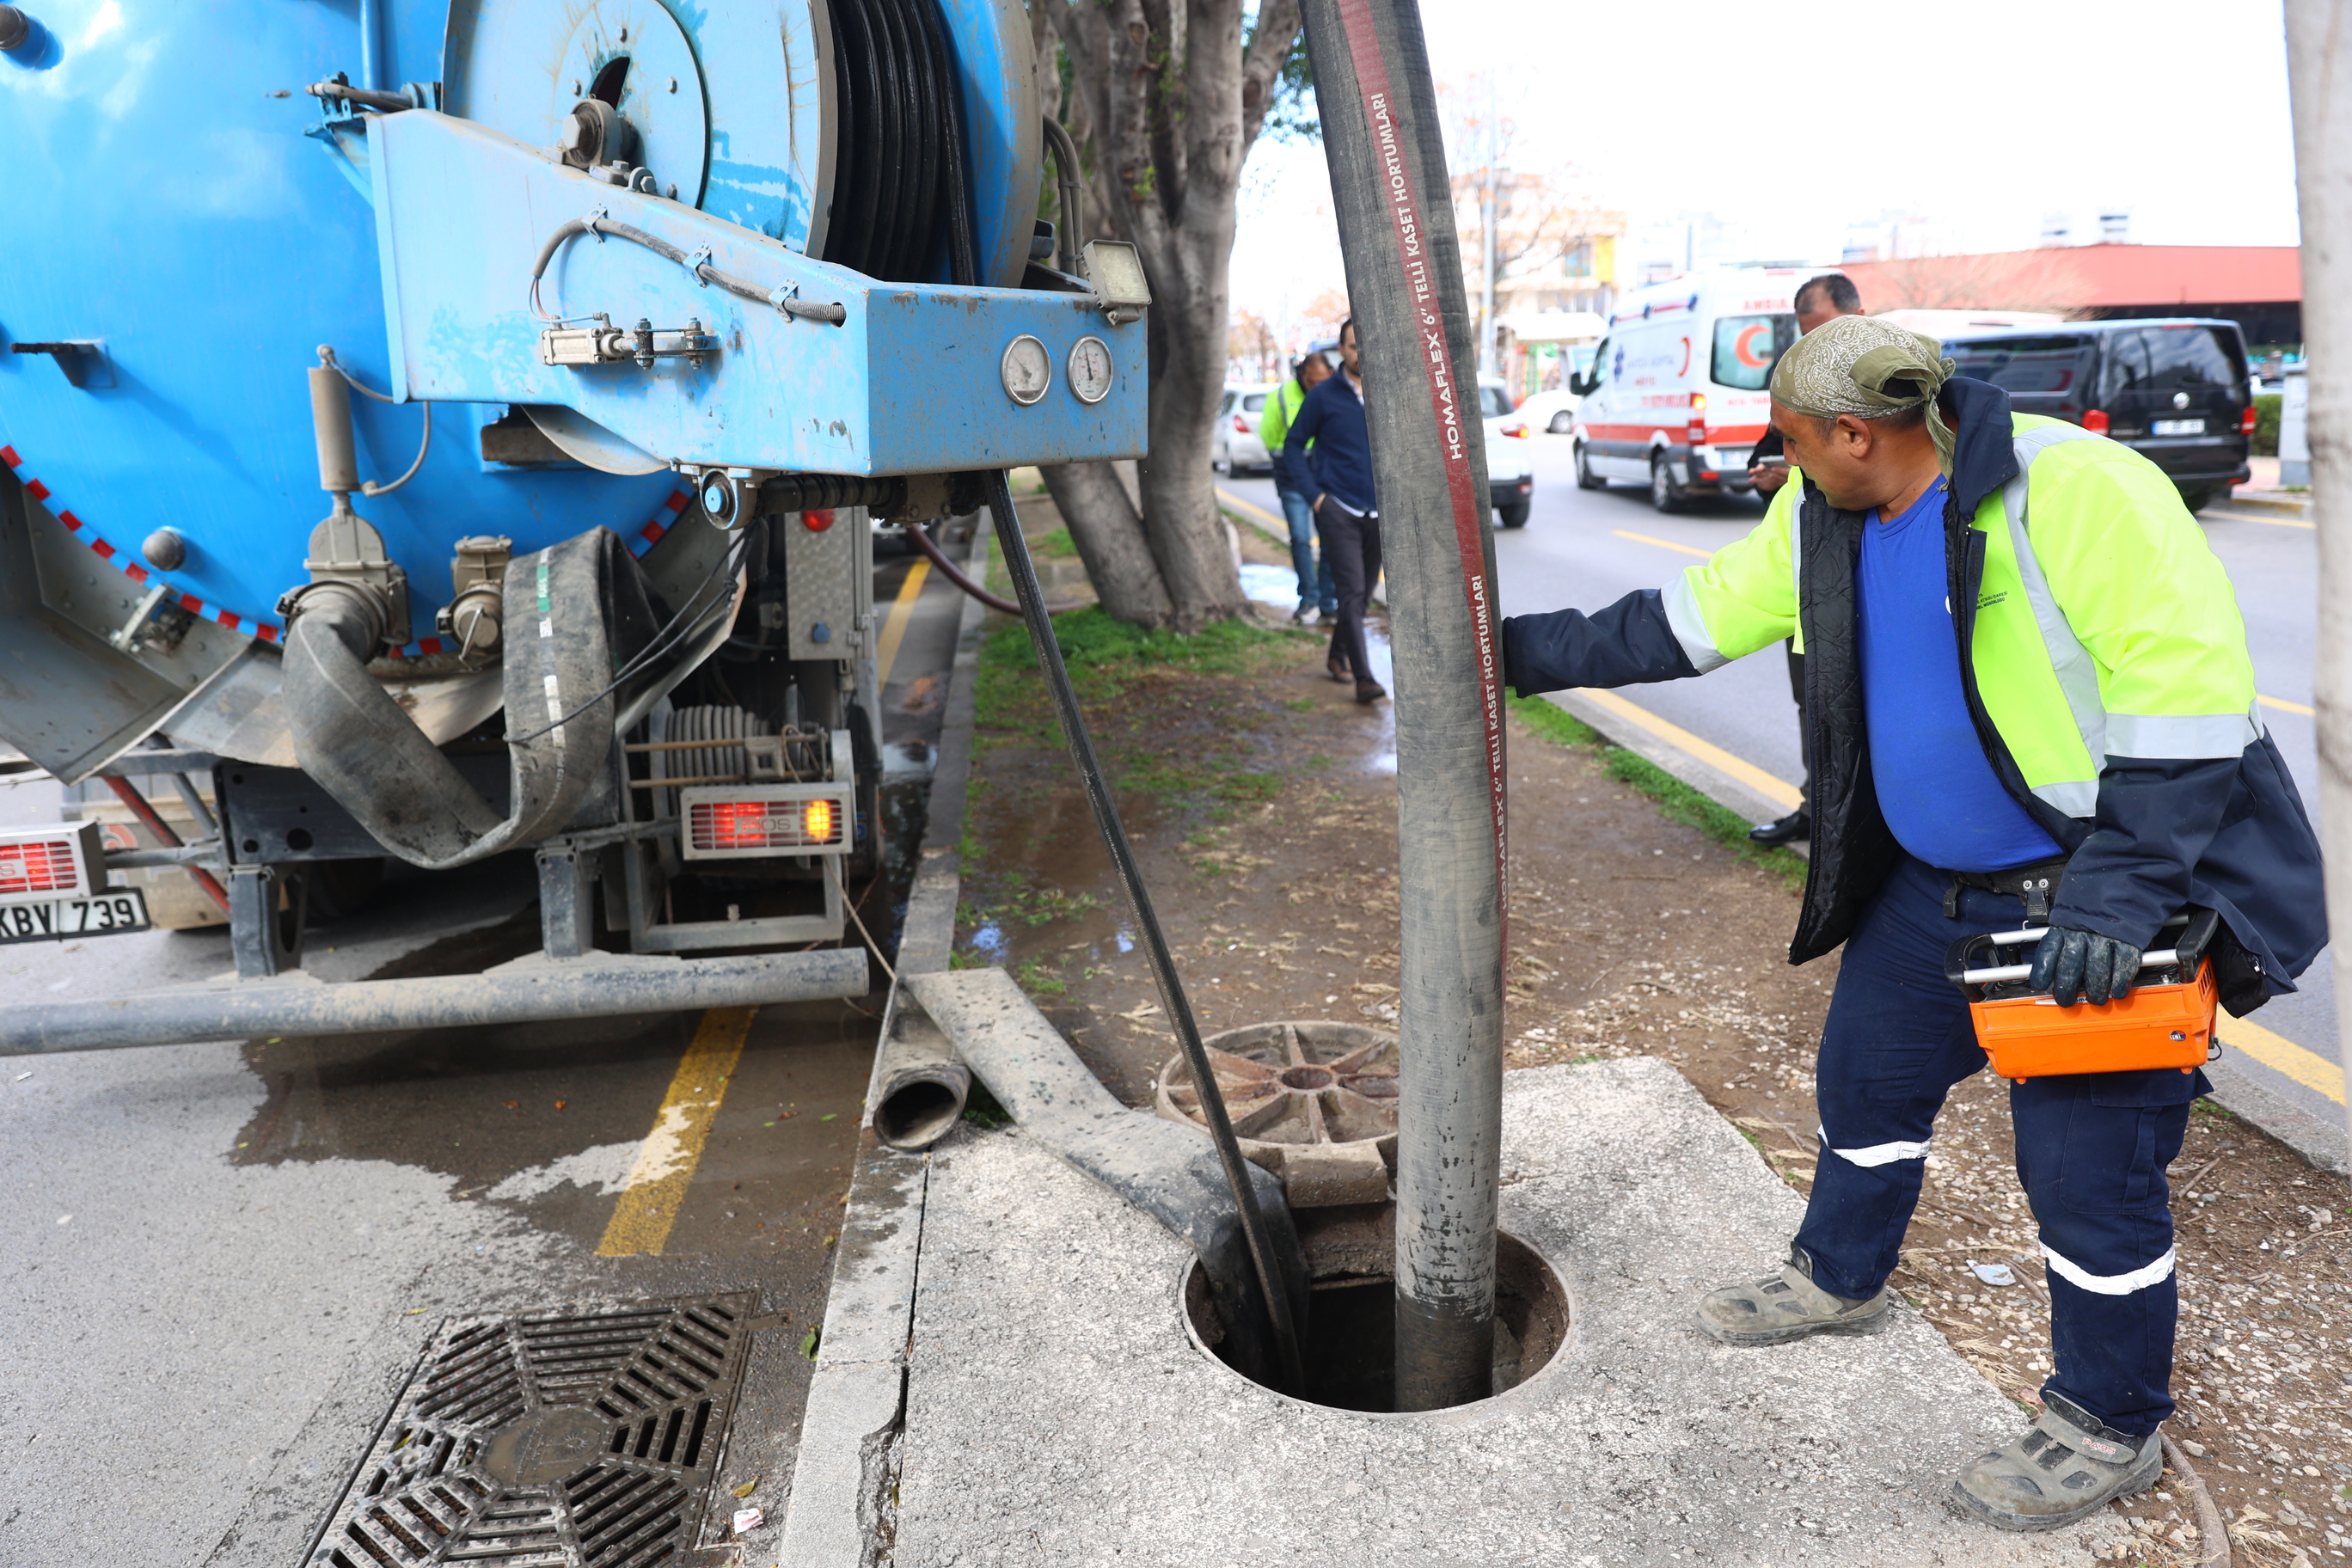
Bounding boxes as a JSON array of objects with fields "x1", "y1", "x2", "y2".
[{"x1": 0, "y1": 536, "x2": 976, "y2": 1566}]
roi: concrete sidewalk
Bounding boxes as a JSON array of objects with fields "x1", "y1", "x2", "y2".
[{"x1": 883, "y1": 1058, "x2": 2133, "y2": 1566}]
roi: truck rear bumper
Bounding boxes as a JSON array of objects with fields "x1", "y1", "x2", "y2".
[{"x1": 0, "y1": 946, "x2": 870, "y2": 1056}]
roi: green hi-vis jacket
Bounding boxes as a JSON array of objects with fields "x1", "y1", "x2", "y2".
[
  {"x1": 1671, "y1": 416, "x2": 2258, "y2": 817},
  {"x1": 1259, "y1": 377, "x2": 1312, "y2": 493},
  {"x1": 1502, "y1": 379, "x2": 2324, "y2": 1013}
]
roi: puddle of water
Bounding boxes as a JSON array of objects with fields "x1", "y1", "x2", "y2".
[
  {"x1": 1239, "y1": 561, "x2": 1301, "y2": 609},
  {"x1": 882, "y1": 739, "x2": 935, "y2": 781}
]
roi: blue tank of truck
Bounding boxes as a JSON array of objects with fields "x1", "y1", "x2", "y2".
[{"x1": 0, "y1": 0, "x2": 1038, "y2": 651}]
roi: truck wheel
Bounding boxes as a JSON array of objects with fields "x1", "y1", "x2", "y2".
[
  {"x1": 2176, "y1": 484, "x2": 2214, "y2": 514},
  {"x1": 1498, "y1": 501, "x2": 1531, "y2": 529},
  {"x1": 1650, "y1": 455, "x2": 1687, "y2": 514},
  {"x1": 1574, "y1": 444, "x2": 1603, "y2": 491},
  {"x1": 1548, "y1": 410, "x2": 1573, "y2": 433}
]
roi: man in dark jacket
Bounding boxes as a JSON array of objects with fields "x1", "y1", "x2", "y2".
[
  {"x1": 1284, "y1": 318, "x2": 1385, "y2": 702},
  {"x1": 1501, "y1": 315, "x2": 2323, "y2": 1532},
  {"x1": 1746, "y1": 270, "x2": 1863, "y2": 845}
]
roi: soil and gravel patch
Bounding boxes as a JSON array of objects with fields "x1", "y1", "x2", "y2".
[{"x1": 941, "y1": 518, "x2": 2352, "y2": 1566}]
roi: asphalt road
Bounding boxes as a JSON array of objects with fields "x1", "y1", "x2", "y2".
[
  {"x1": 1221, "y1": 435, "x2": 2347, "y2": 1160},
  {"x1": 0, "y1": 540, "x2": 974, "y2": 1565}
]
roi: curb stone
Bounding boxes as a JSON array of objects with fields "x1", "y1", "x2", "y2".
[{"x1": 775, "y1": 522, "x2": 994, "y2": 1565}]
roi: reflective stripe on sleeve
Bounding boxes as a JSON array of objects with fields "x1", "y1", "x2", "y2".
[
  {"x1": 1819, "y1": 1125, "x2": 1930, "y2": 1167},
  {"x1": 1663, "y1": 573, "x2": 1729, "y2": 673},
  {"x1": 2106, "y1": 710, "x2": 2263, "y2": 760},
  {"x1": 2001, "y1": 425, "x2": 2109, "y2": 770},
  {"x1": 2040, "y1": 1243, "x2": 2177, "y2": 1296},
  {"x1": 2030, "y1": 779, "x2": 2098, "y2": 818}
]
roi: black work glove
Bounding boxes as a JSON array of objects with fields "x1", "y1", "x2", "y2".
[{"x1": 2027, "y1": 926, "x2": 2145, "y2": 1008}]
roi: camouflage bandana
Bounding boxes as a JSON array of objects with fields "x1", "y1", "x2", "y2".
[{"x1": 1770, "y1": 315, "x2": 1959, "y2": 474}]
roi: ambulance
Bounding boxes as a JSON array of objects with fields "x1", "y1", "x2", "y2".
[{"x1": 1568, "y1": 266, "x2": 1809, "y2": 511}]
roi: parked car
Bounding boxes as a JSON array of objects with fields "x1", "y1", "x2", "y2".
[
  {"x1": 1212, "y1": 383, "x2": 1281, "y2": 475},
  {"x1": 1483, "y1": 380, "x2": 1534, "y2": 528},
  {"x1": 1513, "y1": 386, "x2": 1583, "y2": 434},
  {"x1": 1939, "y1": 319, "x2": 2255, "y2": 511},
  {"x1": 1569, "y1": 265, "x2": 1805, "y2": 511}
]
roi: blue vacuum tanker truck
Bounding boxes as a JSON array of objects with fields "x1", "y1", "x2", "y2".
[{"x1": 0, "y1": 0, "x2": 1145, "y2": 1049}]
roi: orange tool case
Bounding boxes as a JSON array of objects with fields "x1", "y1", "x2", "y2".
[{"x1": 1943, "y1": 910, "x2": 2221, "y2": 1083}]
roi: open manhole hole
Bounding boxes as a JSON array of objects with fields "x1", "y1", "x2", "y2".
[
  {"x1": 1155, "y1": 1020, "x2": 1397, "y2": 1206},
  {"x1": 1181, "y1": 1210, "x2": 1568, "y2": 1412},
  {"x1": 309, "y1": 1294, "x2": 754, "y2": 1567}
]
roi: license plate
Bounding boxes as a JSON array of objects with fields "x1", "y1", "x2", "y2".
[
  {"x1": 2151, "y1": 418, "x2": 2206, "y2": 436},
  {"x1": 0, "y1": 888, "x2": 150, "y2": 944}
]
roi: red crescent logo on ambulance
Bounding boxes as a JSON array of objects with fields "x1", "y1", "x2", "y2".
[
  {"x1": 1677, "y1": 338, "x2": 1691, "y2": 377},
  {"x1": 1735, "y1": 322, "x2": 1772, "y2": 369}
]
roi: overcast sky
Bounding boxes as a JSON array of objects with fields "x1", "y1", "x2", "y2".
[{"x1": 1232, "y1": 0, "x2": 2298, "y2": 338}]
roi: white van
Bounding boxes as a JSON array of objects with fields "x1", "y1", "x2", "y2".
[{"x1": 1568, "y1": 266, "x2": 1807, "y2": 512}]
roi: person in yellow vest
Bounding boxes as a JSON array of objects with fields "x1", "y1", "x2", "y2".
[
  {"x1": 1502, "y1": 315, "x2": 2323, "y2": 1531},
  {"x1": 1258, "y1": 348, "x2": 1338, "y2": 625}
]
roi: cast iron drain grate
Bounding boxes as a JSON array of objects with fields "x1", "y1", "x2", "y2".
[{"x1": 311, "y1": 1294, "x2": 756, "y2": 1568}]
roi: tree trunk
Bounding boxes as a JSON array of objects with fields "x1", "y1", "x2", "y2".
[
  {"x1": 1038, "y1": 462, "x2": 1173, "y2": 623},
  {"x1": 1032, "y1": 0, "x2": 1302, "y2": 629}
]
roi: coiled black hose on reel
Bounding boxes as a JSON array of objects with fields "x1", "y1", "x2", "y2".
[{"x1": 822, "y1": 0, "x2": 965, "y2": 282}]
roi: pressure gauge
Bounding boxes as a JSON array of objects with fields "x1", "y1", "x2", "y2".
[
  {"x1": 1001, "y1": 334, "x2": 1050, "y2": 406},
  {"x1": 1068, "y1": 336, "x2": 1114, "y2": 405}
]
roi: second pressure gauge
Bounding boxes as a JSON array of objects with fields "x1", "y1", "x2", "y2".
[{"x1": 1068, "y1": 336, "x2": 1114, "y2": 405}]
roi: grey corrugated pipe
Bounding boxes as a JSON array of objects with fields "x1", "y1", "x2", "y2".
[
  {"x1": 1298, "y1": 0, "x2": 1511, "y2": 1410},
  {"x1": 281, "y1": 530, "x2": 644, "y2": 870}
]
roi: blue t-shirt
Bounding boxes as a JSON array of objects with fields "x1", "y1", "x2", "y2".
[{"x1": 1859, "y1": 477, "x2": 2063, "y2": 873}]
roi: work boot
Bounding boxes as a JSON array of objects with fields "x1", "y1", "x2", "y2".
[
  {"x1": 1749, "y1": 808, "x2": 1811, "y2": 846},
  {"x1": 1951, "y1": 1391, "x2": 2163, "y2": 1531},
  {"x1": 1693, "y1": 1246, "x2": 1890, "y2": 1346},
  {"x1": 1354, "y1": 679, "x2": 1387, "y2": 705}
]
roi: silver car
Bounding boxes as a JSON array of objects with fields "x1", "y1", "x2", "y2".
[{"x1": 1212, "y1": 382, "x2": 1281, "y2": 475}]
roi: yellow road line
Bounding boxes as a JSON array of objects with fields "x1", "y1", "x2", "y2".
[
  {"x1": 2209, "y1": 511, "x2": 2314, "y2": 530},
  {"x1": 874, "y1": 558, "x2": 931, "y2": 687},
  {"x1": 1216, "y1": 487, "x2": 1288, "y2": 533},
  {"x1": 1612, "y1": 529, "x2": 1712, "y2": 559},
  {"x1": 597, "y1": 1007, "x2": 759, "y2": 1257},
  {"x1": 2217, "y1": 1014, "x2": 2347, "y2": 1106},
  {"x1": 1571, "y1": 688, "x2": 1804, "y2": 812},
  {"x1": 2259, "y1": 693, "x2": 2316, "y2": 717}
]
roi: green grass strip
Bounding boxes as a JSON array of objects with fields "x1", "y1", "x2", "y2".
[{"x1": 1508, "y1": 692, "x2": 1809, "y2": 893}]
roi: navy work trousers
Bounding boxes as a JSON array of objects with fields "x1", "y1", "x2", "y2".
[{"x1": 1792, "y1": 855, "x2": 2205, "y2": 1436}]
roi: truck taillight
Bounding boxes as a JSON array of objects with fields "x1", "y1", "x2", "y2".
[
  {"x1": 2083, "y1": 409, "x2": 2110, "y2": 435},
  {"x1": 0, "y1": 822, "x2": 101, "y2": 903},
  {"x1": 2239, "y1": 406, "x2": 2258, "y2": 435},
  {"x1": 1687, "y1": 392, "x2": 1708, "y2": 445},
  {"x1": 679, "y1": 786, "x2": 854, "y2": 859},
  {"x1": 1234, "y1": 414, "x2": 1250, "y2": 433}
]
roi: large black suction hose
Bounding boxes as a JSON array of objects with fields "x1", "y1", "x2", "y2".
[
  {"x1": 1297, "y1": 0, "x2": 1510, "y2": 1410},
  {"x1": 918, "y1": 0, "x2": 1308, "y2": 1392}
]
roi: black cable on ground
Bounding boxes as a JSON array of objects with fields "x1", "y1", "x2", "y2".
[
  {"x1": 909, "y1": 0, "x2": 1304, "y2": 1387},
  {"x1": 978, "y1": 470, "x2": 1307, "y2": 1395}
]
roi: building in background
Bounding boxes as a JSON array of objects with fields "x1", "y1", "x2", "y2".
[{"x1": 1839, "y1": 245, "x2": 2302, "y2": 353}]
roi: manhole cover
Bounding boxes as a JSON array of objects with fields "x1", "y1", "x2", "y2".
[
  {"x1": 310, "y1": 1294, "x2": 755, "y2": 1567},
  {"x1": 1156, "y1": 1020, "x2": 1397, "y2": 1205}
]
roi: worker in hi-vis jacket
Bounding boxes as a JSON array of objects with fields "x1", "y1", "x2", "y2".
[{"x1": 1500, "y1": 314, "x2": 2323, "y2": 1532}]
